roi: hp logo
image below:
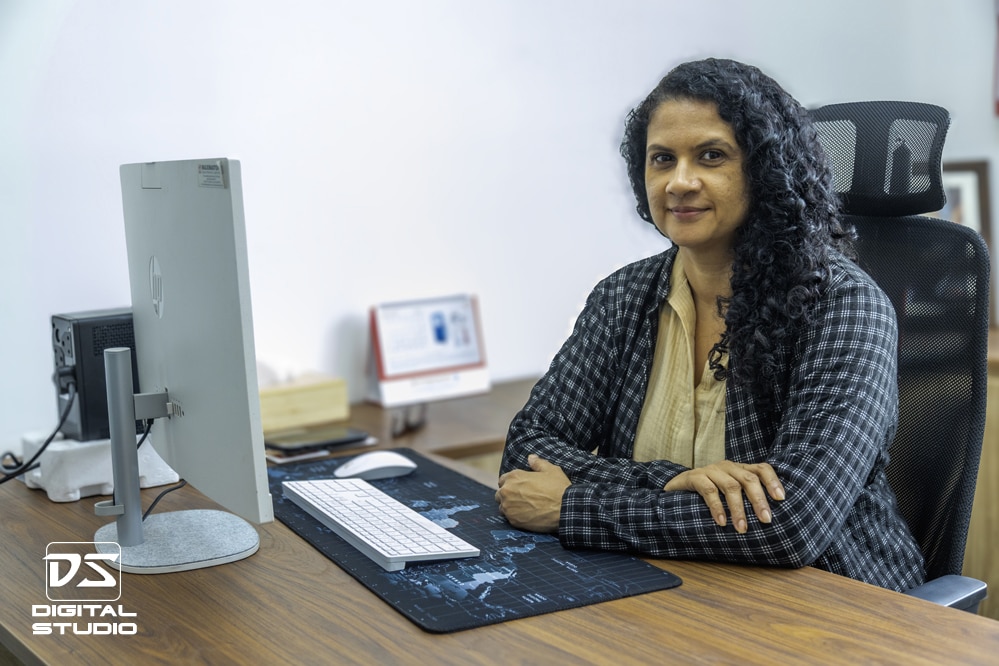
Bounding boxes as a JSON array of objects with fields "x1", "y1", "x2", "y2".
[{"x1": 149, "y1": 255, "x2": 163, "y2": 318}]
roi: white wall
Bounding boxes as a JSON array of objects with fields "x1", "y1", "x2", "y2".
[{"x1": 2, "y1": 0, "x2": 996, "y2": 451}]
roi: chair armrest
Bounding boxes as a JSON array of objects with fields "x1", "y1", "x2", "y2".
[{"x1": 902, "y1": 575, "x2": 987, "y2": 613}]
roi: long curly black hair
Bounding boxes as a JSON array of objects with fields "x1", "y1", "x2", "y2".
[{"x1": 620, "y1": 58, "x2": 854, "y2": 404}]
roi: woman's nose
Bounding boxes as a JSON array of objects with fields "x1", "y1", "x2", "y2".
[{"x1": 666, "y1": 161, "x2": 700, "y2": 196}]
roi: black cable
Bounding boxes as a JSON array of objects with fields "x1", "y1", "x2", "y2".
[
  {"x1": 136, "y1": 419, "x2": 153, "y2": 449},
  {"x1": 142, "y1": 479, "x2": 187, "y2": 520},
  {"x1": 110, "y1": 418, "x2": 155, "y2": 508},
  {"x1": 6, "y1": 389, "x2": 178, "y2": 518},
  {"x1": 0, "y1": 383, "x2": 77, "y2": 486},
  {"x1": 1, "y1": 451, "x2": 22, "y2": 472}
]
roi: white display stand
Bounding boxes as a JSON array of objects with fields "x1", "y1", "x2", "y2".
[
  {"x1": 19, "y1": 431, "x2": 179, "y2": 503},
  {"x1": 368, "y1": 294, "x2": 490, "y2": 407}
]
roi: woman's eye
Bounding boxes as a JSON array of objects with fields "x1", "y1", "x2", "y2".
[
  {"x1": 702, "y1": 149, "x2": 725, "y2": 161},
  {"x1": 650, "y1": 153, "x2": 673, "y2": 166}
]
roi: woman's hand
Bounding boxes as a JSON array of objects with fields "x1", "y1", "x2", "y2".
[
  {"x1": 663, "y1": 460, "x2": 785, "y2": 533},
  {"x1": 495, "y1": 454, "x2": 570, "y2": 533}
]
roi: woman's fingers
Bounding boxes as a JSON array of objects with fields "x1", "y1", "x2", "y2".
[{"x1": 664, "y1": 460, "x2": 785, "y2": 532}]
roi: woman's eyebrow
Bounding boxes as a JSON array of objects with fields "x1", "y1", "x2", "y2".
[{"x1": 645, "y1": 138, "x2": 738, "y2": 155}]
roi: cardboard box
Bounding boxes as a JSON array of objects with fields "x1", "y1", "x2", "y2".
[{"x1": 259, "y1": 374, "x2": 349, "y2": 435}]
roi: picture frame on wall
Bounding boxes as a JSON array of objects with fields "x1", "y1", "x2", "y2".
[
  {"x1": 933, "y1": 160, "x2": 994, "y2": 325},
  {"x1": 937, "y1": 160, "x2": 993, "y2": 251}
]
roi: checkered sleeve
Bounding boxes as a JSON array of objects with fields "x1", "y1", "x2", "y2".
[
  {"x1": 501, "y1": 251, "x2": 686, "y2": 491},
  {"x1": 505, "y1": 255, "x2": 922, "y2": 589}
]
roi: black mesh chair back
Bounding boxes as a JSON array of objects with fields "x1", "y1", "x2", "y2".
[{"x1": 811, "y1": 102, "x2": 990, "y2": 582}]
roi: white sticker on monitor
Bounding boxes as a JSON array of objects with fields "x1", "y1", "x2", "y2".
[{"x1": 197, "y1": 162, "x2": 226, "y2": 188}]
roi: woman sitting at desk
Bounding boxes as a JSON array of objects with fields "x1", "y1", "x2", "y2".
[{"x1": 494, "y1": 58, "x2": 924, "y2": 592}]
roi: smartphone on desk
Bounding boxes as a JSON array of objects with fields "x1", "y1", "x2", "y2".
[{"x1": 265, "y1": 424, "x2": 371, "y2": 456}]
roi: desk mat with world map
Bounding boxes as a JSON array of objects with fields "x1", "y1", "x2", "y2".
[{"x1": 269, "y1": 449, "x2": 682, "y2": 633}]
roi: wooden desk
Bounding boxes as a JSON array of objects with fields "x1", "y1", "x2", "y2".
[
  {"x1": 2, "y1": 458, "x2": 998, "y2": 665},
  {"x1": 2, "y1": 381, "x2": 998, "y2": 665},
  {"x1": 348, "y1": 374, "x2": 999, "y2": 622}
]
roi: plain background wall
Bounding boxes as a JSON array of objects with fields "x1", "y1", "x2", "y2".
[{"x1": 2, "y1": 0, "x2": 996, "y2": 452}]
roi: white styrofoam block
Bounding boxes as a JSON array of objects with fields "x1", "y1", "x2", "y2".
[{"x1": 19, "y1": 431, "x2": 179, "y2": 503}]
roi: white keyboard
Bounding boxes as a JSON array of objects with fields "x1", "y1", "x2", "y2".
[{"x1": 282, "y1": 478, "x2": 480, "y2": 572}]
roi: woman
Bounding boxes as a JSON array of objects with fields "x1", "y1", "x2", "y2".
[{"x1": 494, "y1": 58, "x2": 924, "y2": 591}]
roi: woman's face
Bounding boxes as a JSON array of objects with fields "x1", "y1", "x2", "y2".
[{"x1": 644, "y1": 98, "x2": 750, "y2": 259}]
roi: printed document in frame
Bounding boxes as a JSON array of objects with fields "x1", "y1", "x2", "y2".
[{"x1": 368, "y1": 294, "x2": 490, "y2": 406}]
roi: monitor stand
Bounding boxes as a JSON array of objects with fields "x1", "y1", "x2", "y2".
[{"x1": 94, "y1": 347, "x2": 259, "y2": 574}]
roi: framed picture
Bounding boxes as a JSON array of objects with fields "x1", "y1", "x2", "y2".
[
  {"x1": 937, "y1": 160, "x2": 993, "y2": 250},
  {"x1": 935, "y1": 160, "x2": 995, "y2": 325},
  {"x1": 367, "y1": 293, "x2": 490, "y2": 408}
]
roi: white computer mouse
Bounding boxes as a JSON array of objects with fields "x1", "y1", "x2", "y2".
[{"x1": 333, "y1": 450, "x2": 417, "y2": 480}]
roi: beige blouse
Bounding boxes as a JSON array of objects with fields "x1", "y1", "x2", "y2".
[{"x1": 632, "y1": 253, "x2": 727, "y2": 467}]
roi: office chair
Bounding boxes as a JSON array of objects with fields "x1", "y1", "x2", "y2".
[{"x1": 811, "y1": 101, "x2": 989, "y2": 613}]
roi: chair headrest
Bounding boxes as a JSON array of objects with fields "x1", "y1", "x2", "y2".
[{"x1": 810, "y1": 101, "x2": 950, "y2": 217}]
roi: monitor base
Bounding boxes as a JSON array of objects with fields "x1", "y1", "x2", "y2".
[{"x1": 94, "y1": 509, "x2": 259, "y2": 574}]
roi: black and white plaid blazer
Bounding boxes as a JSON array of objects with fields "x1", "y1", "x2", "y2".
[{"x1": 502, "y1": 245, "x2": 925, "y2": 592}]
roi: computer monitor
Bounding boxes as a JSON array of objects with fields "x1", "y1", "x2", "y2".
[{"x1": 93, "y1": 157, "x2": 274, "y2": 574}]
